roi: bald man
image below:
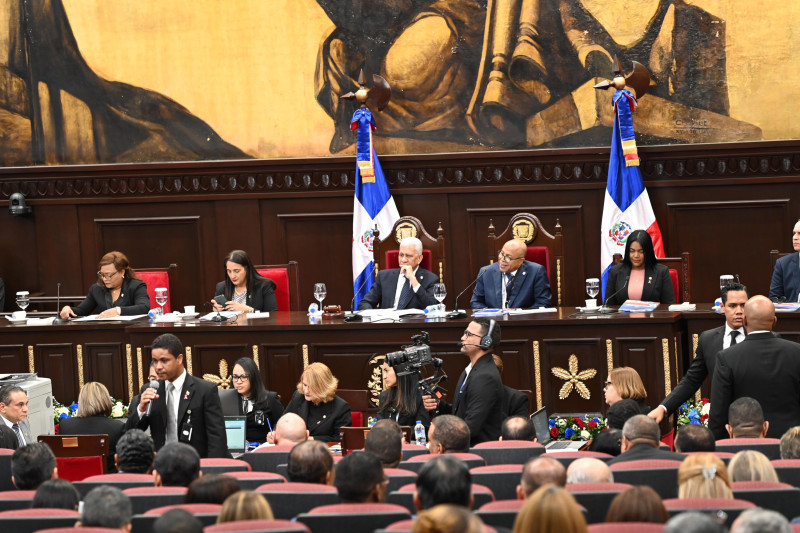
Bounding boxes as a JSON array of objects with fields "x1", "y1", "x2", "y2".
[
  {"x1": 710, "y1": 296, "x2": 800, "y2": 440},
  {"x1": 566, "y1": 457, "x2": 614, "y2": 484},
  {"x1": 471, "y1": 239, "x2": 552, "y2": 309},
  {"x1": 272, "y1": 413, "x2": 309, "y2": 446}
]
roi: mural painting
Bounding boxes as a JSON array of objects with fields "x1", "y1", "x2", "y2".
[{"x1": 0, "y1": 0, "x2": 796, "y2": 166}]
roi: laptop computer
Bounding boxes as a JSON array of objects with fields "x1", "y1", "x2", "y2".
[
  {"x1": 530, "y1": 406, "x2": 587, "y2": 452},
  {"x1": 224, "y1": 416, "x2": 247, "y2": 458}
]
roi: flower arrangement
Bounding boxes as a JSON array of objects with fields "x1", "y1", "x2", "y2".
[
  {"x1": 548, "y1": 415, "x2": 607, "y2": 441},
  {"x1": 677, "y1": 397, "x2": 710, "y2": 427},
  {"x1": 53, "y1": 397, "x2": 128, "y2": 433}
]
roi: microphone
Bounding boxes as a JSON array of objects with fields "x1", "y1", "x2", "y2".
[
  {"x1": 345, "y1": 271, "x2": 374, "y2": 322},
  {"x1": 52, "y1": 282, "x2": 68, "y2": 324},
  {"x1": 598, "y1": 276, "x2": 629, "y2": 314},
  {"x1": 457, "y1": 342, "x2": 482, "y2": 348},
  {"x1": 209, "y1": 297, "x2": 229, "y2": 323},
  {"x1": 144, "y1": 380, "x2": 160, "y2": 417},
  {"x1": 448, "y1": 267, "x2": 490, "y2": 319}
]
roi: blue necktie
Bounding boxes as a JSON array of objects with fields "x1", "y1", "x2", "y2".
[{"x1": 397, "y1": 278, "x2": 413, "y2": 309}]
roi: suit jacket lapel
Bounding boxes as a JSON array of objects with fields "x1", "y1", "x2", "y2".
[
  {"x1": 178, "y1": 375, "x2": 195, "y2": 426},
  {"x1": 453, "y1": 370, "x2": 468, "y2": 412},
  {"x1": 507, "y1": 263, "x2": 529, "y2": 308}
]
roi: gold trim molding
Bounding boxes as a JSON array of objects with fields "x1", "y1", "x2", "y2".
[
  {"x1": 126, "y1": 344, "x2": 133, "y2": 401},
  {"x1": 692, "y1": 333, "x2": 701, "y2": 403},
  {"x1": 662, "y1": 338, "x2": 671, "y2": 395},
  {"x1": 302, "y1": 345, "x2": 309, "y2": 368},
  {"x1": 533, "y1": 341, "x2": 542, "y2": 410},
  {"x1": 77, "y1": 345, "x2": 84, "y2": 389},
  {"x1": 27, "y1": 346, "x2": 34, "y2": 373},
  {"x1": 556, "y1": 258, "x2": 562, "y2": 306},
  {"x1": 606, "y1": 339, "x2": 613, "y2": 375},
  {"x1": 137, "y1": 347, "x2": 144, "y2": 391},
  {"x1": 252, "y1": 345, "x2": 259, "y2": 369},
  {"x1": 186, "y1": 347, "x2": 193, "y2": 375}
]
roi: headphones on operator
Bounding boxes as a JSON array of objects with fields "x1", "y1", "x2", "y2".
[{"x1": 478, "y1": 319, "x2": 497, "y2": 350}]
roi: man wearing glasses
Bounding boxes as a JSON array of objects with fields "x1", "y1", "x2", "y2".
[
  {"x1": 358, "y1": 236, "x2": 439, "y2": 310},
  {"x1": 470, "y1": 239, "x2": 552, "y2": 309},
  {"x1": 423, "y1": 318, "x2": 503, "y2": 445}
]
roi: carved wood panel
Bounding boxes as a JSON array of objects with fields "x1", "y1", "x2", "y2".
[
  {"x1": 83, "y1": 342, "x2": 126, "y2": 401},
  {"x1": 538, "y1": 337, "x2": 607, "y2": 415},
  {"x1": 36, "y1": 343, "x2": 77, "y2": 402},
  {"x1": 0, "y1": 344, "x2": 27, "y2": 375}
]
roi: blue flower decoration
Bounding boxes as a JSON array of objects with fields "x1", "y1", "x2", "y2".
[
  {"x1": 592, "y1": 418, "x2": 601, "y2": 423},
  {"x1": 688, "y1": 409, "x2": 698, "y2": 419},
  {"x1": 565, "y1": 427, "x2": 574, "y2": 438},
  {"x1": 548, "y1": 419, "x2": 556, "y2": 428},
  {"x1": 59, "y1": 413, "x2": 70, "y2": 420},
  {"x1": 70, "y1": 403, "x2": 79, "y2": 412},
  {"x1": 690, "y1": 419, "x2": 702, "y2": 425}
]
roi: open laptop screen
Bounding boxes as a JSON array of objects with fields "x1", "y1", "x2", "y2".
[{"x1": 224, "y1": 416, "x2": 247, "y2": 453}]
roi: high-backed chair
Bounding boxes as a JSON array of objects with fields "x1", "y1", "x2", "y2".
[
  {"x1": 469, "y1": 464, "x2": 523, "y2": 501},
  {"x1": 657, "y1": 253, "x2": 692, "y2": 303},
  {"x1": 336, "y1": 390, "x2": 369, "y2": 427},
  {"x1": 373, "y1": 216, "x2": 446, "y2": 283},
  {"x1": 137, "y1": 263, "x2": 178, "y2": 313},
  {"x1": 38, "y1": 434, "x2": 109, "y2": 481},
  {"x1": 255, "y1": 262, "x2": 300, "y2": 311},
  {"x1": 487, "y1": 213, "x2": 565, "y2": 305},
  {"x1": 771, "y1": 250, "x2": 793, "y2": 270}
]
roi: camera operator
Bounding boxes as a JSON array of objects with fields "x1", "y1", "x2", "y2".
[
  {"x1": 377, "y1": 361, "x2": 430, "y2": 430},
  {"x1": 423, "y1": 318, "x2": 503, "y2": 445}
]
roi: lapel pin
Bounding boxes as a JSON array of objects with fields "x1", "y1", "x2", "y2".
[{"x1": 184, "y1": 391, "x2": 190, "y2": 400}]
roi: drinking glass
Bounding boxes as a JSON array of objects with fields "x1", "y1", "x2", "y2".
[
  {"x1": 314, "y1": 283, "x2": 327, "y2": 307},
  {"x1": 433, "y1": 283, "x2": 447, "y2": 305},
  {"x1": 155, "y1": 287, "x2": 168, "y2": 315},
  {"x1": 719, "y1": 275, "x2": 733, "y2": 291},
  {"x1": 585, "y1": 278, "x2": 600, "y2": 299},
  {"x1": 15, "y1": 291, "x2": 29, "y2": 312}
]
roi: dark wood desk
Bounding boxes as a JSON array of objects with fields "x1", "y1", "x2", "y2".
[{"x1": 0, "y1": 310, "x2": 685, "y2": 415}]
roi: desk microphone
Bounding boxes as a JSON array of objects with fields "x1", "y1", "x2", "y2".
[
  {"x1": 447, "y1": 268, "x2": 490, "y2": 319},
  {"x1": 52, "y1": 282, "x2": 68, "y2": 324},
  {"x1": 345, "y1": 271, "x2": 375, "y2": 322},
  {"x1": 209, "y1": 297, "x2": 229, "y2": 323},
  {"x1": 144, "y1": 380, "x2": 160, "y2": 417},
  {"x1": 598, "y1": 276, "x2": 629, "y2": 314}
]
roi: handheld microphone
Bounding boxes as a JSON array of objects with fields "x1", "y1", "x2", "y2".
[
  {"x1": 448, "y1": 267, "x2": 490, "y2": 319},
  {"x1": 52, "y1": 282, "x2": 68, "y2": 324},
  {"x1": 144, "y1": 380, "x2": 160, "y2": 417},
  {"x1": 345, "y1": 272, "x2": 374, "y2": 322},
  {"x1": 598, "y1": 276, "x2": 629, "y2": 314}
]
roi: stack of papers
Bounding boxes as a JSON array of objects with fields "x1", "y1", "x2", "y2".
[
  {"x1": 775, "y1": 302, "x2": 800, "y2": 312},
  {"x1": 72, "y1": 314, "x2": 147, "y2": 322},
  {"x1": 618, "y1": 300, "x2": 659, "y2": 312}
]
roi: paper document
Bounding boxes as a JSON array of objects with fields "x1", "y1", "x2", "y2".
[
  {"x1": 507, "y1": 308, "x2": 558, "y2": 315},
  {"x1": 72, "y1": 314, "x2": 147, "y2": 322}
]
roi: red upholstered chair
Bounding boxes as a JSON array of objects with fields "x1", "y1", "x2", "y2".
[
  {"x1": 475, "y1": 499, "x2": 526, "y2": 530},
  {"x1": 204, "y1": 519, "x2": 311, "y2": 532},
  {"x1": 772, "y1": 459, "x2": 800, "y2": 487},
  {"x1": 137, "y1": 263, "x2": 178, "y2": 313},
  {"x1": 242, "y1": 444, "x2": 294, "y2": 474},
  {"x1": 609, "y1": 459, "x2": 684, "y2": 499},
  {"x1": 400, "y1": 453, "x2": 486, "y2": 473},
  {"x1": 38, "y1": 434, "x2": 109, "y2": 481},
  {"x1": 567, "y1": 482, "x2": 634, "y2": 524},
  {"x1": 36, "y1": 528, "x2": 123, "y2": 533},
  {"x1": 588, "y1": 523, "x2": 664, "y2": 533},
  {"x1": 373, "y1": 216, "x2": 447, "y2": 283},
  {"x1": 74, "y1": 472, "x2": 153, "y2": 497},
  {"x1": 384, "y1": 468, "x2": 417, "y2": 494},
  {"x1": 544, "y1": 450, "x2": 613, "y2": 469},
  {"x1": 469, "y1": 464, "x2": 523, "y2": 501},
  {"x1": 296, "y1": 502, "x2": 411, "y2": 533},
  {"x1": 133, "y1": 503, "x2": 222, "y2": 531},
  {"x1": 386, "y1": 482, "x2": 494, "y2": 513},
  {"x1": 225, "y1": 471, "x2": 286, "y2": 490},
  {"x1": 0, "y1": 508, "x2": 81, "y2": 532},
  {"x1": 257, "y1": 482, "x2": 340, "y2": 520},
  {"x1": 0, "y1": 448, "x2": 14, "y2": 492},
  {"x1": 657, "y1": 253, "x2": 692, "y2": 303},
  {"x1": 123, "y1": 486, "x2": 188, "y2": 515},
  {"x1": 336, "y1": 390, "x2": 369, "y2": 428},
  {"x1": 716, "y1": 438, "x2": 781, "y2": 460},
  {"x1": 199, "y1": 457, "x2": 252, "y2": 475},
  {"x1": 487, "y1": 213, "x2": 565, "y2": 305},
  {"x1": 255, "y1": 262, "x2": 300, "y2": 311},
  {"x1": 401, "y1": 443, "x2": 429, "y2": 460},
  {"x1": 470, "y1": 440, "x2": 545, "y2": 465},
  {"x1": 731, "y1": 480, "x2": 800, "y2": 520},
  {"x1": 0, "y1": 489, "x2": 35, "y2": 511},
  {"x1": 662, "y1": 498, "x2": 755, "y2": 527}
]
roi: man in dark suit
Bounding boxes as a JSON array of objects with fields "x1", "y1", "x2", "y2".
[
  {"x1": 649, "y1": 283, "x2": 749, "y2": 423},
  {"x1": 423, "y1": 318, "x2": 504, "y2": 445},
  {"x1": 0, "y1": 385, "x2": 32, "y2": 446},
  {"x1": 358, "y1": 236, "x2": 439, "y2": 310},
  {"x1": 607, "y1": 415, "x2": 685, "y2": 465},
  {"x1": 470, "y1": 239, "x2": 552, "y2": 309},
  {"x1": 710, "y1": 296, "x2": 800, "y2": 440},
  {"x1": 770, "y1": 219, "x2": 800, "y2": 303},
  {"x1": 126, "y1": 333, "x2": 228, "y2": 458}
]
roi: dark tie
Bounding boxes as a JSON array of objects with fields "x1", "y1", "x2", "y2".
[
  {"x1": 505, "y1": 272, "x2": 513, "y2": 290},
  {"x1": 730, "y1": 330, "x2": 740, "y2": 346},
  {"x1": 396, "y1": 277, "x2": 413, "y2": 309},
  {"x1": 11, "y1": 423, "x2": 24, "y2": 447}
]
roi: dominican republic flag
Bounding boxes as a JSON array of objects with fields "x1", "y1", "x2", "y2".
[
  {"x1": 352, "y1": 108, "x2": 400, "y2": 307},
  {"x1": 600, "y1": 88, "x2": 664, "y2": 299}
]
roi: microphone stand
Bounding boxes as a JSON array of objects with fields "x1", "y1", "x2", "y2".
[
  {"x1": 597, "y1": 277, "x2": 629, "y2": 314},
  {"x1": 448, "y1": 268, "x2": 489, "y2": 319},
  {"x1": 52, "y1": 282, "x2": 69, "y2": 324}
]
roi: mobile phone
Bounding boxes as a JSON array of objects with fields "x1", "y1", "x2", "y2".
[{"x1": 214, "y1": 295, "x2": 227, "y2": 306}]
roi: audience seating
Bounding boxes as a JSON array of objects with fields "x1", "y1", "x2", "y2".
[
  {"x1": 374, "y1": 215, "x2": 446, "y2": 283},
  {"x1": 242, "y1": 445, "x2": 294, "y2": 473},
  {"x1": 0, "y1": 449, "x2": 15, "y2": 491},
  {"x1": 384, "y1": 468, "x2": 417, "y2": 494},
  {"x1": 296, "y1": 502, "x2": 411, "y2": 533},
  {"x1": 0, "y1": 508, "x2": 81, "y2": 533},
  {"x1": 731, "y1": 480, "x2": 800, "y2": 520},
  {"x1": 609, "y1": 459, "x2": 683, "y2": 499},
  {"x1": 204, "y1": 519, "x2": 311, "y2": 532},
  {"x1": 386, "y1": 482, "x2": 495, "y2": 513},
  {"x1": 772, "y1": 459, "x2": 800, "y2": 487},
  {"x1": 469, "y1": 464, "x2": 523, "y2": 501},
  {"x1": 566, "y1": 482, "x2": 634, "y2": 523},
  {"x1": 545, "y1": 451, "x2": 613, "y2": 469},
  {"x1": 199, "y1": 458, "x2": 251, "y2": 475},
  {"x1": 36, "y1": 528, "x2": 123, "y2": 533},
  {"x1": 0, "y1": 489, "x2": 35, "y2": 511},
  {"x1": 587, "y1": 523, "x2": 664, "y2": 533},
  {"x1": 336, "y1": 391, "x2": 369, "y2": 427},
  {"x1": 225, "y1": 471, "x2": 286, "y2": 491},
  {"x1": 400, "y1": 443, "x2": 429, "y2": 460},
  {"x1": 133, "y1": 503, "x2": 221, "y2": 533},
  {"x1": 476, "y1": 499, "x2": 587, "y2": 530},
  {"x1": 123, "y1": 486, "x2": 188, "y2": 515},
  {"x1": 662, "y1": 498, "x2": 755, "y2": 527},
  {"x1": 340, "y1": 426, "x2": 414, "y2": 455},
  {"x1": 715, "y1": 438, "x2": 781, "y2": 460},
  {"x1": 38, "y1": 434, "x2": 109, "y2": 481},
  {"x1": 137, "y1": 264, "x2": 178, "y2": 312},
  {"x1": 399, "y1": 453, "x2": 485, "y2": 473},
  {"x1": 470, "y1": 440, "x2": 545, "y2": 465},
  {"x1": 380, "y1": 519, "x2": 499, "y2": 532},
  {"x1": 255, "y1": 262, "x2": 301, "y2": 311},
  {"x1": 257, "y1": 482, "x2": 340, "y2": 520},
  {"x1": 74, "y1": 473, "x2": 153, "y2": 497}
]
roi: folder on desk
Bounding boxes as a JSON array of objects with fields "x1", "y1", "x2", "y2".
[{"x1": 618, "y1": 300, "x2": 659, "y2": 312}]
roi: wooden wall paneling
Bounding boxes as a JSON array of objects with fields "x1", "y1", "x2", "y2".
[
  {"x1": 613, "y1": 336, "x2": 675, "y2": 408},
  {"x1": 494, "y1": 338, "x2": 531, "y2": 391},
  {"x1": 83, "y1": 342, "x2": 126, "y2": 401},
  {"x1": 0, "y1": 211, "x2": 39, "y2": 311},
  {"x1": 189, "y1": 343, "x2": 252, "y2": 385},
  {"x1": 211, "y1": 199, "x2": 264, "y2": 276},
  {"x1": 92, "y1": 215, "x2": 204, "y2": 310},
  {"x1": 538, "y1": 337, "x2": 608, "y2": 415},
  {"x1": 665, "y1": 199, "x2": 791, "y2": 301},
  {"x1": 37, "y1": 343, "x2": 78, "y2": 403},
  {"x1": 276, "y1": 211, "x2": 352, "y2": 309},
  {"x1": 260, "y1": 344, "x2": 300, "y2": 407},
  {"x1": 33, "y1": 204, "x2": 81, "y2": 298},
  {"x1": 0, "y1": 344, "x2": 27, "y2": 374}
]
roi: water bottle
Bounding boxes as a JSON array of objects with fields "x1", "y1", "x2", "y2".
[{"x1": 414, "y1": 420, "x2": 426, "y2": 446}]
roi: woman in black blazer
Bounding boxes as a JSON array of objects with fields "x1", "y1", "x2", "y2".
[
  {"x1": 60, "y1": 251, "x2": 151, "y2": 319},
  {"x1": 212, "y1": 250, "x2": 278, "y2": 313},
  {"x1": 58, "y1": 382, "x2": 125, "y2": 473},
  {"x1": 279, "y1": 362, "x2": 352, "y2": 443},
  {"x1": 220, "y1": 357, "x2": 283, "y2": 443},
  {"x1": 377, "y1": 362, "x2": 430, "y2": 430},
  {"x1": 605, "y1": 229, "x2": 676, "y2": 306}
]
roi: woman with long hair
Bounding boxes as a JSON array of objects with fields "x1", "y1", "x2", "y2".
[
  {"x1": 728, "y1": 450, "x2": 779, "y2": 482},
  {"x1": 211, "y1": 249, "x2": 277, "y2": 313},
  {"x1": 678, "y1": 453, "x2": 733, "y2": 499},
  {"x1": 377, "y1": 362, "x2": 430, "y2": 430},
  {"x1": 604, "y1": 229, "x2": 675, "y2": 305},
  {"x1": 219, "y1": 357, "x2": 283, "y2": 443},
  {"x1": 513, "y1": 484, "x2": 587, "y2": 533}
]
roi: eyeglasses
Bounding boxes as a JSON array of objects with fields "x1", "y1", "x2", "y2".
[
  {"x1": 497, "y1": 250, "x2": 525, "y2": 262},
  {"x1": 231, "y1": 374, "x2": 250, "y2": 382},
  {"x1": 97, "y1": 271, "x2": 119, "y2": 280},
  {"x1": 463, "y1": 329, "x2": 481, "y2": 339},
  {"x1": 397, "y1": 252, "x2": 417, "y2": 259}
]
